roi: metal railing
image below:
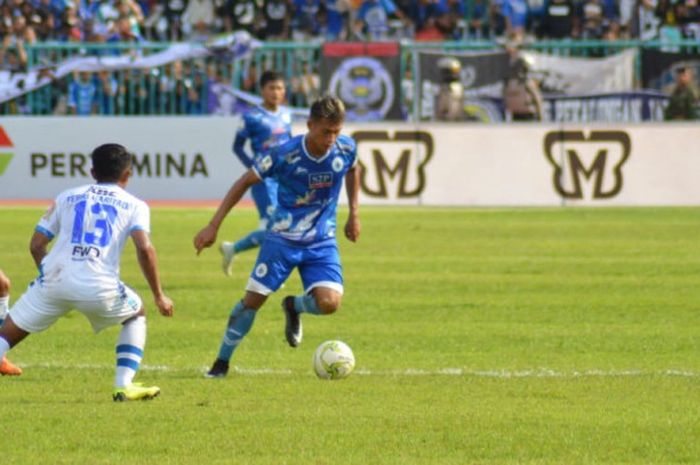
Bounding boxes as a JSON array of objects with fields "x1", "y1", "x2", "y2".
[{"x1": 2, "y1": 39, "x2": 698, "y2": 117}]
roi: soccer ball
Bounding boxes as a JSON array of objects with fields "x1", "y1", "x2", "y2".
[{"x1": 313, "y1": 340, "x2": 355, "y2": 380}]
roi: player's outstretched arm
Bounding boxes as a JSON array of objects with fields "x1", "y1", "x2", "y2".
[
  {"x1": 232, "y1": 132, "x2": 253, "y2": 168},
  {"x1": 193, "y1": 169, "x2": 261, "y2": 254},
  {"x1": 344, "y1": 164, "x2": 361, "y2": 243},
  {"x1": 29, "y1": 231, "x2": 52, "y2": 269},
  {"x1": 131, "y1": 230, "x2": 174, "y2": 317}
]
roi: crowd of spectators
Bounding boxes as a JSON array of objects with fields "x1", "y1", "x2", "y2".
[
  {"x1": 3, "y1": 0, "x2": 700, "y2": 66},
  {"x1": 1, "y1": 0, "x2": 698, "y2": 116}
]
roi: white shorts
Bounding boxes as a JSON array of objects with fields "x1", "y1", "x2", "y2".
[{"x1": 9, "y1": 282, "x2": 143, "y2": 334}]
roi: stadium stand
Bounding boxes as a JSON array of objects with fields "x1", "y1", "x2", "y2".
[{"x1": 1, "y1": 0, "x2": 699, "y2": 117}]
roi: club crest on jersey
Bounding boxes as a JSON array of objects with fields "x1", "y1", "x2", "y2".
[
  {"x1": 332, "y1": 157, "x2": 344, "y2": 172},
  {"x1": 309, "y1": 172, "x2": 333, "y2": 189},
  {"x1": 254, "y1": 263, "x2": 268, "y2": 278},
  {"x1": 259, "y1": 155, "x2": 273, "y2": 172}
]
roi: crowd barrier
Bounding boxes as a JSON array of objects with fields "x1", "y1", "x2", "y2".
[{"x1": 1, "y1": 39, "x2": 699, "y2": 120}]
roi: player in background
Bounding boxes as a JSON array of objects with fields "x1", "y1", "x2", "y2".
[
  {"x1": 194, "y1": 96, "x2": 361, "y2": 378},
  {"x1": 0, "y1": 269, "x2": 22, "y2": 376},
  {"x1": 219, "y1": 70, "x2": 293, "y2": 276},
  {"x1": 0, "y1": 144, "x2": 174, "y2": 400}
]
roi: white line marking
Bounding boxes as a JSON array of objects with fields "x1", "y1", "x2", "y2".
[{"x1": 15, "y1": 363, "x2": 700, "y2": 378}]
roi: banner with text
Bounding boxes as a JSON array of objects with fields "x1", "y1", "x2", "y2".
[
  {"x1": 1, "y1": 118, "x2": 700, "y2": 206},
  {"x1": 417, "y1": 49, "x2": 637, "y2": 122}
]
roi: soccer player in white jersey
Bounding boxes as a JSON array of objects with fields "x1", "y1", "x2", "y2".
[
  {"x1": 194, "y1": 96, "x2": 361, "y2": 378},
  {"x1": 0, "y1": 269, "x2": 22, "y2": 376},
  {"x1": 0, "y1": 144, "x2": 174, "y2": 401}
]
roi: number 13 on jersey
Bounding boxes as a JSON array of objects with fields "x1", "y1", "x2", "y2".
[{"x1": 71, "y1": 201, "x2": 119, "y2": 247}]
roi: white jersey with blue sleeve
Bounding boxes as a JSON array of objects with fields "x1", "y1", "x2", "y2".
[
  {"x1": 252, "y1": 134, "x2": 357, "y2": 245},
  {"x1": 233, "y1": 105, "x2": 293, "y2": 168},
  {"x1": 35, "y1": 183, "x2": 150, "y2": 300}
]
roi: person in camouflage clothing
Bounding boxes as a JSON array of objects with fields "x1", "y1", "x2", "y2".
[{"x1": 664, "y1": 67, "x2": 699, "y2": 121}]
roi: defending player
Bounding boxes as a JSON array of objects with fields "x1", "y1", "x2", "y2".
[
  {"x1": 0, "y1": 144, "x2": 174, "y2": 400},
  {"x1": 0, "y1": 269, "x2": 21, "y2": 376},
  {"x1": 219, "y1": 70, "x2": 293, "y2": 275},
  {"x1": 194, "y1": 96, "x2": 361, "y2": 378}
]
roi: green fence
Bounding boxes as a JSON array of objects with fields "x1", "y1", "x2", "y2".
[{"x1": 2, "y1": 39, "x2": 699, "y2": 117}]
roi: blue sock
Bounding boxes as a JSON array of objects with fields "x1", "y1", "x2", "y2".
[
  {"x1": 234, "y1": 230, "x2": 266, "y2": 253},
  {"x1": 217, "y1": 301, "x2": 257, "y2": 362},
  {"x1": 293, "y1": 295, "x2": 324, "y2": 315}
]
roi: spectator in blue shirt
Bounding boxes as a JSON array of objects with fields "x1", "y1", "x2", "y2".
[
  {"x1": 407, "y1": 0, "x2": 443, "y2": 33},
  {"x1": 94, "y1": 70, "x2": 117, "y2": 114},
  {"x1": 467, "y1": 0, "x2": 491, "y2": 38},
  {"x1": 354, "y1": 0, "x2": 409, "y2": 40},
  {"x1": 68, "y1": 71, "x2": 98, "y2": 115},
  {"x1": 322, "y1": 0, "x2": 350, "y2": 40},
  {"x1": 292, "y1": 0, "x2": 321, "y2": 38},
  {"x1": 503, "y1": 0, "x2": 529, "y2": 38},
  {"x1": 107, "y1": 15, "x2": 144, "y2": 42}
]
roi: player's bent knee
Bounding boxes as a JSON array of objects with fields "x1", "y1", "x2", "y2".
[
  {"x1": 317, "y1": 296, "x2": 341, "y2": 315},
  {"x1": 242, "y1": 291, "x2": 267, "y2": 310},
  {"x1": 0, "y1": 315, "x2": 30, "y2": 347},
  {"x1": 123, "y1": 309, "x2": 146, "y2": 325}
]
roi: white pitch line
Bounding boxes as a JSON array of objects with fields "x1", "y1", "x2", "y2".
[{"x1": 15, "y1": 362, "x2": 700, "y2": 379}]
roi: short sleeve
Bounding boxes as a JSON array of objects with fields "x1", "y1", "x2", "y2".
[
  {"x1": 252, "y1": 146, "x2": 279, "y2": 180},
  {"x1": 35, "y1": 197, "x2": 61, "y2": 240},
  {"x1": 349, "y1": 138, "x2": 358, "y2": 168},
  {"x1": 130, "y1": 201, "x2": 151, "y2": 234},
  {"x1": 337, "y1": 135, "x2": 358, "y2": 168},
  {"x1": 252, "y1": 140, "x2": 287, "y2": 179}
]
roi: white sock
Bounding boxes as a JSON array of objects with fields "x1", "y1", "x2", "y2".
[
  {"x1": 114, "y1": 316, "x2": 146, "y2": 388},
  {"x1": 0, "y1": 295, "x2": 9, "y2": 322},
  {"x1": 0, "y1": 336, "x2": 9, "y2": 360}
]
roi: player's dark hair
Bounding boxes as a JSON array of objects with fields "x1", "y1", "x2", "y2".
[
  {"x1": 309, "y1": 95, "x2": 345, "y2": 124},
  {"x1": 91, "y1": 143, "x2": 133, "y2": 183},
  {"x1": 260, "y1": 70, "x2": 285, "y2": 88}
]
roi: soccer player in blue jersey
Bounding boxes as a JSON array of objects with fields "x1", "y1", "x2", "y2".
[
  {"x1": 219, "y1": 70, "x2": 293, "y2": 276},
  {"x1": 194, "y1": 96, "x2": 361, "y2": 378}
]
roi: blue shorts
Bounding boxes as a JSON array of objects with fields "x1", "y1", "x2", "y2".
[
  {"x1": 250, "y1": 177, "x2": 278, "y2": 223},
  {"x1": 246, "y1": 238, "x2": 343, "y2": 296}
]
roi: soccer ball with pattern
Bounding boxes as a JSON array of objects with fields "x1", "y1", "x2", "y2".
[{"x1": 313, "y1": 340, "x2": 355, "y2": 380}]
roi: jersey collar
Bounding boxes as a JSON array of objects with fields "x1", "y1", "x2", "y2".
[
  {"x1": 258, "y1": 104, "x2": 282, "y2": 117},
  {"x1": 302, "y1": 135, "x2": 333, "y2": 164}
]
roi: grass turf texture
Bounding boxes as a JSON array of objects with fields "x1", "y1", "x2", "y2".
[{"x1": 1, "y1": 206, "x2": 699, "y2": 464}]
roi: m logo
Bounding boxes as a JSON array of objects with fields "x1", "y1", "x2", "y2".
[
  {"x1": 0, "y1": 125, "x2": 14, "y2": 176},
  {"x1": 544, "y1": 131, "x2": 631, "y2": 200},
  {"x1": 352, "y1": 131, "x2": 433, "y2": 198}
]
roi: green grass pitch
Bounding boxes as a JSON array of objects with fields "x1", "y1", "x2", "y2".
[{"x1": 1, "y1": 206, "x2": 699, "y2": 464}]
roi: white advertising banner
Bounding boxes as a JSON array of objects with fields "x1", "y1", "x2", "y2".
[
  {"x1": 521, "y1": 49, "x2": 637, "y2": 94},
  {"x1": 0, "y1": 117, "x2": 246, "y2": 201},
  {"x1": 1, "y1": 117, "x2": 699, "y2": 206}
]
